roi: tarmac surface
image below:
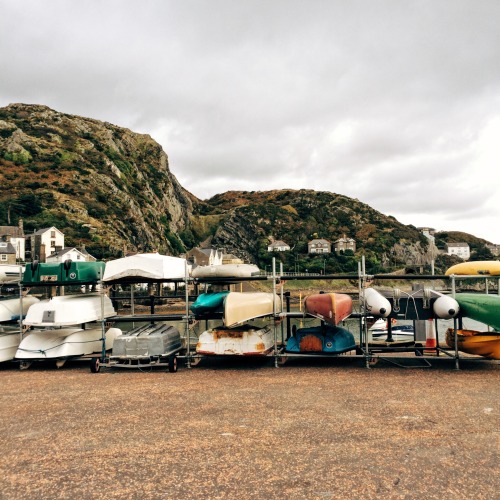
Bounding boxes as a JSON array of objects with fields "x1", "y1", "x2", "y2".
[{"x1": 0, "y1": 354, "x2": 498, "y2": 499}]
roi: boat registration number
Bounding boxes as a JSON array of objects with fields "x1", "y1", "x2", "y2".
[{"x1": 41, "y1": 275, "x2": 58, "y2": 282}]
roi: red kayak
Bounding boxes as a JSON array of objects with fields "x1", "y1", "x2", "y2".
[{"x1": 304, "y1": 293, "x2": 353, "y2": 325}]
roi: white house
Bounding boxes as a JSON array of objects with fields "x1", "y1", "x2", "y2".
[
  {"x1": 308, "y1": 239, "x2": 331, "y2": 254},
  {"x1": 46, "y1": 247, "x2": 96, "y2": 263},
  {"x1": 0, "y1": 220, "x2": 26, "y2": 261},
  {"x1": 29, "y1": 227, "x2": 65, "y2": 262},
  {"x1": 445, "y1": 242, "x2": 470, "y2": 260},
  {"x1": 419, "y1": 227, "x2": 436, "y2": 245},
  {"x1": 267, "y1": 240, "x2": 291, "y2": 252}
]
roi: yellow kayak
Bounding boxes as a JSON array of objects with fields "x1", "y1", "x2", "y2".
[
  {"x1": 445, "y1": 261, "x2": 500, "y2": 276},
  {"x1": 445, "y1": 328, "x2": 500, "y2": 359}
]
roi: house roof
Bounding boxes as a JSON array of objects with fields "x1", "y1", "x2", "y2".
[
  {"x1": 308, "y1": 239, "x2": 330, "y2": 244},
  {"x1": 0, "y1": 242, "x2": 16, "y2": 254},
  {"x1": 32, "y1": 226, "x2": 63, "y2": 236},
  {"x1": 0, "y1": 226, "x2": 24, "y2": 237},
  {"x1": 269, "y1": 240, "x2": 289, "y2": 247},
  {"x1": 446, "y1": 242, "x2": 469, "y2": 248}
]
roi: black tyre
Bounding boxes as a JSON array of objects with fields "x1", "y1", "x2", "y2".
[
  {"x1": 168, "y1": 355, "x2": 178, "y2": 373},
  {"x1": 90, "y1": 357, "x2": 101, "y2": 373}
]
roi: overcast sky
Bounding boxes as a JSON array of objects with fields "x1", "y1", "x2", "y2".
[{"x1": 1, "y1": 0, "x2": 499, "y2": 244}]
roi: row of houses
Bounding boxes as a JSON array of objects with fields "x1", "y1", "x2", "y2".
[
  {"x1": 1, "y1": 222, "x2": 497, "y2": 265},
  {"x1": 268, "y1": 236, "x2": 356, "y2": 254}
]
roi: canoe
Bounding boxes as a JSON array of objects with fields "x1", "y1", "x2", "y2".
[
  {"x1": 304, "y1": 293, "x2": 352, "y2": 325},
  {"x1": 362, "y1": 288, "x2": 391, "y2": 317},
  {"x1": 0, "y1": 295, "x2": 40, "y2": 323},
  {"x1": 22, "y1": 261, "x2": 105, "y2": 285},
  {"x1": 445, "y1": 261, "x2": 500, "y2": 276},
  {"x1": 196, "y1": 324, "x2": 273, "y2": 356},
  {"x1": 23, "y1": 294, "x2": 116, "y2": 327},
  {"x1": 191, "y1": 264, "x2": 260, "y2": 279},
  {"x1": 103, "y1": 253, "x2": 187, "y2": 282},
  {"x1": 15, "y1": 325, "x2": 121, "y2": 363},
  {"x1": 454, "y1": 293, "x2": 500, "y2": 331},
  {"x1": 190, "y1": 291, "x2": 230, "y2": 316},
  {"x1": 285, "y1": 325, "x2": 356, "y2": 354},
  {"x1": 445, "y1": 328, "x2": 500, "y2": 359},
  {"x1": 224, "y1": 292, "x2": 281, "y2": 327}
]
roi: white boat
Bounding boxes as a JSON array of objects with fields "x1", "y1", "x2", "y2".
[
  {"x1": 223, "y1": 292, "x2": 281, "y2": 327},
  {"x1": 0, "y1": 326, "x2": 22, "y2": 363},
  {"x1": 16, "y1": 293, "x2": 121, "y2": 367},
  {"x1": 15, "y1": 325, "x2": 121, "y2": 366},
  {"x1": 0, "y1": 264, "x2": 22, "y2": 283},
  {"x1": 23, "y1": 294, "x2": 115, "y2": 327},
  {"x1": 196, "y1": 324, "x2": 274, "y2": 356},
  {"x1": 191, "y1": 263, "x2": 260, "y2": 279},
  {"x1": 369, "y1": 318, "x2": 415, "y2": 341},
  {"x1": 0, "y1": 295, "x2": 40, "y2": 323},
  {"x1": 103, "y1": 253, "x2": 187, "y2": 282}
]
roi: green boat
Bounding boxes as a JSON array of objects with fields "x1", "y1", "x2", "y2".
[
  {"x1": 22, "y1": 261, "x2": 105, "y2": 286},
  {"x1": 190, "y1": 291, "x2": 230, "y2": 316},
  {"x1": 455, "y1": 293, "x2": 500, "y2": 331}
]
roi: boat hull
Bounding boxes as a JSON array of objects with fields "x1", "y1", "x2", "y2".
[
  {"x1": 304, "y1": 293, "x2": 353, "y2": 325},
  {"x1": 455, "y1": 293, "x2": 500, "y2": 331},
  {"x1": 112, "y1": 324, "x2": 182, "y2": 358},
  {"x1": 0, "y1": 295, "x2": 40, "y2": 323},
  {"x1": 0, "y1": 264, "x2": 22, "y2": 283},
  {"x1": 445, "y1": 261, "x2": 500, "y2": 276},
  {"x1": 103, "y1": 253, "x2": 187, "y2": 282},
  {"x1": 224, "y1": 292, "x2": 281, "y2": 327},
  {"x1": 285, "y1": 325, "x2": 356, "y2": 354},
  {"x1": 15, "y1": 326, "x2": 122, "y2": 361},
  {"x1": 196, "y1": 324, "x2": 273, "y2": 356},
  {"x1": 191, "y1": 264, "x2": 260, "y2": 279},
  {"x1": 23, "y1": 294, "x2": 116, "y2": 327},
  {"x1": 190, "y1": 291, "x2": 229, "y2": 316},
  {"x1": 445, "y1": 328, "x2": 500, "y2": 359},
  {"x1": 0, "y1": 328, "x2": 21, "y2": 362}
]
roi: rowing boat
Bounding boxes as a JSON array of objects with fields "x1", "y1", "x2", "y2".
[
  {"x1": 223, "y1": 292, "x2": 281, "y2": 327},
  {"x1": 285, "y1": 324, "x2": 356, "y2": 354},
  {"x1": 303, "y1": 292, "x2": 352, "y2": 325}
]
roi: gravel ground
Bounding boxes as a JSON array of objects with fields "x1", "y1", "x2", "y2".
[{"x1": 0, "y1": 355, "x2": 498, "y2": 499}]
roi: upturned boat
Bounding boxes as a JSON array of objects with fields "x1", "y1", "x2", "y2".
[
  {"x1": 445, "y1": 328, "x2": 500, "y2": 359},
  {"x1": 454, "y1": 293, "x2": 500, "y2": 331},
  {"x1": 0, "y1": 326, "x2": 23, "y2": 363},
  {"x1": 445, "y1": 261, "x2": 500, "y2": 276},
  {"x1": 0, "y1": 295, "x2": 40, "y2": 323},
  {"x1": 190, "y1": 291, "x2": 230, "y2": 316},
  {"x1": 304, "y1": 292, "x2": 353, "y2": 325},
  {"x1": 223, "y1": 292, "x2": 281, "y2": 327},
  {"x1": 285, "y1": 324, "x2": 356, "y2": 354},
  {"x1": 196, "y1": 324, "x2": 274, "y2": 356},
  {"x1": 15, "y1": 294, "x2": 121, "y2": 367},
  {"x1": 191, "y1": 263, "x2": 260, "y2": 279},
  {"x1": 0, "y1": 264, "x2": 22, "y2": 283},
  {"x1": 103, "y1": 253, "x2": 187, "y2": 282}
]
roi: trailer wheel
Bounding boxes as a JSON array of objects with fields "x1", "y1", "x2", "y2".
[
  {"x1": 90, "y1": 357, "x2": 101, "y2": 373},
  {"x1": 168, "y1": 355, "x2": 178, "y2": 373},
  {"x1": 368, "y1": 356, "x2": 379, "y2": 366}
]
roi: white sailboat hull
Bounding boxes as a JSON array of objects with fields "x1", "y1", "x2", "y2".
[{"x1": 0, "y1": 328, "x2": 21, "y2": 362}]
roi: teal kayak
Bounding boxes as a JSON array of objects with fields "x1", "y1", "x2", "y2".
[
  {"x1": 190, "y1": 291, "x2": 230, "y2": 316},
  {"x1": 455, "y1": 293, "x2": 500, "y2": 330}
]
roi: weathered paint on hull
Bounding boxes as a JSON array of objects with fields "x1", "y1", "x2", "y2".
[
  {"x1": 285, "y1": 325, "x2": 356, "y2": 354},
  {"x1": 304, "y1": 293, "x2": 353, "y2": 325},
  {"x1": 196, "y1": 324, "x2": 273, "y2": 356}
]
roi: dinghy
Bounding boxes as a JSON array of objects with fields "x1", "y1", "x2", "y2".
[
  {"x1": 15, "y1": 294, "x2": 121, "y2": 367},
  {"x1": 223, "y1": 292, "x2": 281, "y2": 327},
  {"x1": 285, "y1": 325, "x2": 356, "y2": 354},
  {"x1": 0, "y1": 326, "x2": 23, "y2": 363},
  {"x1": 196, "y1": 324, "x2": 274, "y2": 356},
  {"x1": 0, "y1": 295, "x2": 40, "y2": 323},
  {"x1": 190, "y1": 291, "x2": 230, "y2": 316},
  {"x1": 304, "y1": 292, "x2": 352, "y2": 325},
  {"x1": 0, "y1": 264, "x2": 22, "y2": 283}
]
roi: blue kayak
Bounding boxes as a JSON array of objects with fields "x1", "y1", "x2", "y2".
[
  {"x1": 285, "y1": 325, "x2": 356, "y2": 354},
  {"x1": 190, "y1": 291, "x2": 230, "y2": 316}
]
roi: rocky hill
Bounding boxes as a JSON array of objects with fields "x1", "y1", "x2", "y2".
[{"x1": 0, "y1": 103, "x2": 492, "y2": 271}]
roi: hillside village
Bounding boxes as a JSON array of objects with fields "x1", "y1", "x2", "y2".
[{"x1": 1, "y1": 221, "x2": 498, "y2": 270}]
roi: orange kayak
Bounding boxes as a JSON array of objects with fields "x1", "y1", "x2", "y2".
[
  {"x1": 304, "y1": 293, "x2": 353, "y2": 326},
  {"x1": 445, "y1": 328, "x2": 500, "y2": 359}
]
